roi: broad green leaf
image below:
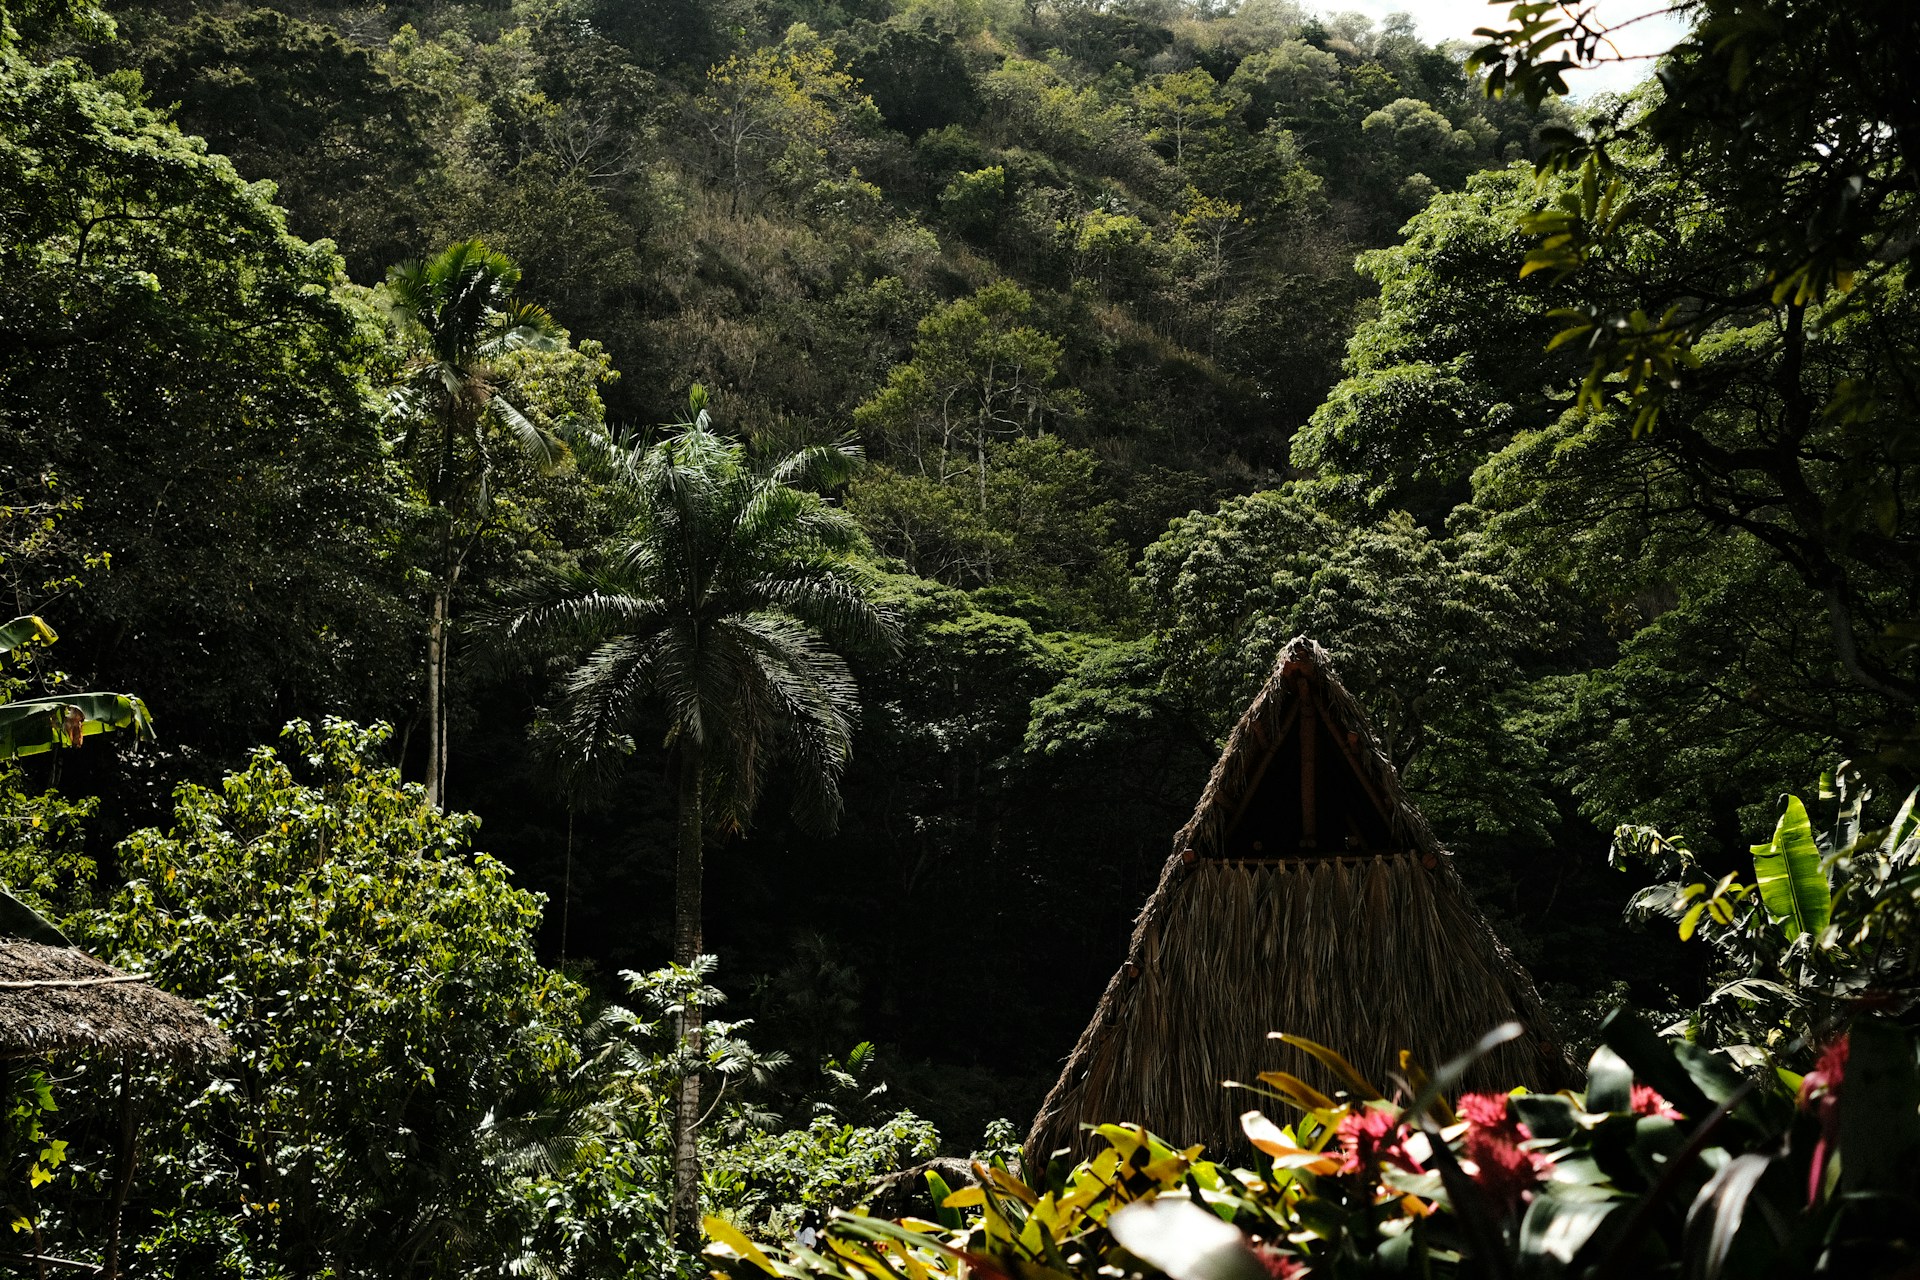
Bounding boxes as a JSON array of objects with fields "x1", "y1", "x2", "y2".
[
  {"x1": 1598, "y1": 1009, "x2": 1712, "y2": 1120},
  {"x1": 1682, "y1": 1153, "x2": 1771, "y2": 1280},
  {"x1": 1671, "y1": 1041, "x2": 1751, "y2": 1111},
  {"x1": 1511, "y1": 1093, "x2": 1578, "y2": 1141},
  {"x1": 0, "y1": 890, "x2": 69, "y2": 946},
  {"x1": 1838, "y1": 1019, "x2": 1920, "y2": 1196},
  {"x1": 1585, "y1": 1044, "x2": 1633, "y2": 1114},
  {"x1": 1751, "y1": 795, "x2": 1829, "y2": 940},
  {"x1": 1884, "y1": 787, "x2": 1919, "y2": 865},
  {"x1": 0, "y1": 693, "x2": 153, "y2": 759},
  {"x1": 0, "y1": 615, "x2": 56, "y2": 656},
  {"x1": 1519, "y1": 1196, "x2": 1617, "y2": 1265},
  {"x1": 924, "y1": 1171, "x2": 960, "y2": 1230}
]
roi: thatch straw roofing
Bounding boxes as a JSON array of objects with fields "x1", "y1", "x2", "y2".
[
  {"x1": 0, "y1": 941, "x2": 230, "y2": 1062},
  {"x1": 1026, "y1": 637, "x2": 1569, "y2": 1163}
]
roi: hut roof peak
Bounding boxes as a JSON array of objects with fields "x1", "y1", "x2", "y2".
[{"x1": 1176, "y1": 636, "x2": 1433, "y2": 864}]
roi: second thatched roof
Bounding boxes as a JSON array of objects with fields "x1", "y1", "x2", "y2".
[
  {"x1": 0, "y1": 940, "x2": 230, "y2": 1062},
  {"x1": 1026, "y1": 637, "x2": 1570, "y2": 1163}
]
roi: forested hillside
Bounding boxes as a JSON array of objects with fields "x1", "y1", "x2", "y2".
[
  {"x1": 4, "y1": 0, "x2": 1919, "y2": 1272},
  {"x1": 10, "y1": 0, "x2": 1603, "y2": 1104}
]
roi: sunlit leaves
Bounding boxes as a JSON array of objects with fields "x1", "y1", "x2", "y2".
[
  {"x1": 1750, "y1": 794, "x2": 1830, "y2": 942},
  {"x1": 1472, "y1": 0, "x2": 1916, "y2": 451},
  {"x1": 1614, "y1": 766, "x2": 1920, "y2": 1065},
  {"x1": 710, "y1": 1001, "x2": 1920, "y2": 1279},
  {"x1": 1466, "y1": 2, "x2": 1594, "y2": 109},
  {"x1": 86, "y1": 718, "x2": 582, "y2": 1276}
]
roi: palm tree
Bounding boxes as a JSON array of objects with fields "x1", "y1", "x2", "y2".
[
  {"x1": 387, "y1": 239, "x2": 563, "y2": 808},
  {"x1": 502, "y1": 386, "x2": 895, "y2": 1247}
]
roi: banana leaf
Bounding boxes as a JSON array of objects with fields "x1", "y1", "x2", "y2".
[
  {"x1": 0, "y1": 692, "x2": 152, "y2": 759},
  {"x1": 1751, "y1": 795, "x2": 1830, "y2": 941},
  {"x1": 0, "y1": 615, "x2": 56, "y2": 656}
]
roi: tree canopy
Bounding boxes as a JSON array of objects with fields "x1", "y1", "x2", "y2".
[{"x1": 4, "y1": 0, "x2": 1919, "y2": 1274}]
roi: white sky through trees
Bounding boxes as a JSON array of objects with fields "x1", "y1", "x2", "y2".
[{"x1": 1327, "y1": 0, "x2": 1688, "y2": 97}]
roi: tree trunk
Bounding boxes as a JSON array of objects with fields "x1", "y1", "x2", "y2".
[
  {"x1": 670, "y1": 743, "x2": 705, "y2": 1251},
  {"x1": 424, "y1": 584, "x2": 448, "y2": 809},
  {"x1": 560, "y1": 808, "x2": 573, "y2": 964},
  {"x1": 104, "y1": 1072, "x2": 139, "y2": 1280}
]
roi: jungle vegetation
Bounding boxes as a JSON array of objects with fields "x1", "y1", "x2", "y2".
[{"x1": 0, "y1": 0, "x2": 1916, "y2": 1272}]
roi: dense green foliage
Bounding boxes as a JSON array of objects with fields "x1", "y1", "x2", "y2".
[
  {"x1": 2, "y1": 0, "x2": 1627, "y2": 1133},
  {"x1": 717, "y1": 777, "x2": 1920, "y2": 1279},
  {"x1": 91, "y1": 719, "x2": 580, "y2": 1276},
  {"x1": 720, "y1": 1013, "x2": 1920, "y2": 1278},
  {"x1": 3, "y1": 721, "x2": 945, "y2": 1275},
  {"x1": 2, "y1": 0, "x2": 1918, "y2": 1273}
]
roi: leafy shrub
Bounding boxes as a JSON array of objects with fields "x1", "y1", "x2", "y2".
[
  {"x1": 0, "y1": 720, "x2": 940, "y2": 1278},
  {"x1": 1614, "y1": 770, "x2": 1920, "y2": 1071},
  {"x1": 938, "y1": 165, "x2": 1007, "y2": 235},
  {"x1": 84, "y1": 718, "x2": 584, "y2": 1277},
  {"x1": 711, "y1": 1112, "x2": 938, "y2": 1237},
  {"x1": 708, "y1": 777, "x2": 1920, "y2": 1279},
  {"x1": 710, "y1": 1011, "x2": 1920, "y2": 1279}
]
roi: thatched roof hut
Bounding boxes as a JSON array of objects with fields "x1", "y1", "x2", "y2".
[
  {"x1": 1026, "y1": 637, "x2": 1569, "y2": 1163},
  {"x1": 0, "y1": 940, "x2": 230, "y2": 1062}
]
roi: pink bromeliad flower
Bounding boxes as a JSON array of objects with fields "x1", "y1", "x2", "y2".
[
  {"x1": 1252, "y1": 1243, "x2": 1308, "y2": 1279},
  {"x1": 1799, "y1": 1033, "x2": 1850, "y2": 1204},
  {"x1": 1630, "y1": 1083, "x2": 1683, "y2": 1120},
  {"x1": 1457, "y1": 1092, "x2": 1553, "y2": 1213},
  {"x1": 1336, "y1": 1107, "x2": 1425, "y2": 1176}
]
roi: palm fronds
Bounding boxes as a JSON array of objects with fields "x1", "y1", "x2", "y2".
[
  {"x1": 384, "y1": 238, "x2": 569, "y2": 488},
  {"x1": 502, "y1": 394, "x2": 898, "y2": 832}
]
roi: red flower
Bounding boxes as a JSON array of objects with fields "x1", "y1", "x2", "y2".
[
  {"x1": 1630, "y1": 1084, "x2": 1682, "y2": 1120},
  {"x1": 1457, "y1": 1092, "x2": 1551, "y2": 1214},
  {"x1": 1252, "y1": 1243, "x2": 1307, "y2": 1279},
  {"x1": 1799, "y1": 1034, "x2": 1849, "y2": 1106},
  {"x1": 1457, "y1": 1092, "x2": 1516, "y2": 1130},
  {"x1": 1799, "y1": 1033, "x2": 1849, "y2": 1204},
  {"x1": 1336, "y1": 1107, "x2": 1424, "y2": 1175}
]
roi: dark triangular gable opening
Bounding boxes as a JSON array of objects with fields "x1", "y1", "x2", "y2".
[{"x1": 1215, "y1": 680, "x2": 1396, "y2": 860}]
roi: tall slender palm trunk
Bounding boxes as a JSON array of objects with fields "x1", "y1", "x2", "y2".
[
  {"x1": 424, "y1": 584, "x2": 449, "y2": 809},
  {"x1": 424, "y1": 513, "x2": 463, "y2": 809},
  {"x1": 670, "y1": 742, "x2": 705, "y2": 1250}
]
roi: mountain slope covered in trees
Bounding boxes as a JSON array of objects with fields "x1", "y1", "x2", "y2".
[
  {"x1": 9, "y1": 0, "x2": 1614, "y2": 1118},
  {"x1": 4, "y1": 4, "x2": 1918, "y2": 1269}
]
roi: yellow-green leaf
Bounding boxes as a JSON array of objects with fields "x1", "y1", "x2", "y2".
[
  {"x1": 1255, "y1": 1070, "x2": 1338, "y2": 1113},
  {"x1": 1273, "y1": 1033, "x2": 1383, "y2": 1099},
  {"x1": 704, "y1": 1215, "x2": 778, "y2": 1276},
  {"x1": 1751, "y1": 795, "x2": 1830, "y2": 941}
]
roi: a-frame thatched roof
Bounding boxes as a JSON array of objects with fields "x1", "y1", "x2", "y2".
[
  {"x1": 1026, "y1": 637, "x2": 1569, "y2": 1163},
  {"x1": 0, "y1": 940, "x2": 231, "y2": 1062}
]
